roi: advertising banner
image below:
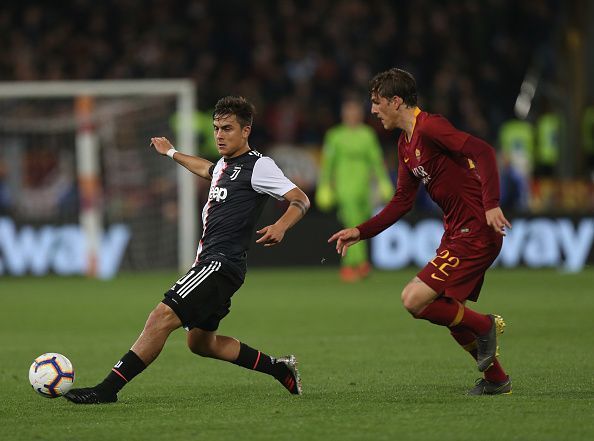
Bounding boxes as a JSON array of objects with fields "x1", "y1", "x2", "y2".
[
  {"x1": 371, "y1": 217, "x2": 594, "y2": 273},
  {"x1": 1, "y1": 213, "x2": 593, "y2": 277},
  {"x1": 0, "y1": 217, "x2": 130, "y2": 279}
]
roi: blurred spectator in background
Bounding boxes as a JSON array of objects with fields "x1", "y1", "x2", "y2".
[
  {"x1": 0, "y1": 0, "x2": 560, "y2": 150},
  {"x1": 3, "y1": 0, "x2": 588, "y2": 216},
  {"x1": 18, "y1": 146, "x2": 77, "y2": 219},
  {"x1": 0, "y1": 159, "x2": 11, "y2": 215},
  {"x1": 534, "y1": 102, "x2": 561, "y2": 177},
  {"x1": 498, "y1": 118, "x2": 534, "y2": 211},
  {"x1": 499, "y1": 156, "x2": 530, "y2": 211},
  {"x1": 170, "y1": 109, "x2": 218, "y2": 161},
  {"x1": 316, "y1": 96, "x2": 393, "y2": 282},
  {"x1": 170, "y1": 107, "x2": 219, "y2": 208},
  {"x1": 582, "y1": 104, "x2": 594, "y2": 179}
]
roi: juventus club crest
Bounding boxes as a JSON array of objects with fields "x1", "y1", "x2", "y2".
[{"x1": 230, "y1": 166, "x2": 242, "y2": 180}]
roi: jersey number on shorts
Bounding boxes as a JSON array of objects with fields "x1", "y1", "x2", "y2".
[{"x1": 429, "y1": 249, "x2": 460, "y2": 281}]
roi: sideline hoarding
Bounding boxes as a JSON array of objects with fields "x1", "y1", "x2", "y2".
[
  {"x1": 1, "y1": 213, "x2": 593, "y2": 277},
  {"x1": 0, "y1": 217, "x2": 130, "y2": 279},
  {"x1": 371, "y1": 217, "x2": 594, "y2": 273}
]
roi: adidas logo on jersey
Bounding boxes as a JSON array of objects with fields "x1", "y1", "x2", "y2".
[{"x1": 209, "y1": 186, "x2": 228, "y2": 202}]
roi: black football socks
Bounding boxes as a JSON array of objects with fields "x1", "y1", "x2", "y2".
[
  {"x1": 232, "y1": 342, "x2": 286, "y2": 379},
  {"x1": 98, "y1": 350, "x2": 147, "y2": 396}
]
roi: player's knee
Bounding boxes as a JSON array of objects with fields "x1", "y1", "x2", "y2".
[
  {"x1": 146, "y1": 303, "x2": 180, "y2": 334},
  {"x1": 400, "y1": 285, "x2": 423, "y2": 316},
  {"x1": 188, "y1": 339, "x2": 215, "y2": 358}
]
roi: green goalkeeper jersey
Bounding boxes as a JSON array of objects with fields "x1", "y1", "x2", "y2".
[{"x1": 319, "y1": 124, "x2": 391, "y2": 201}]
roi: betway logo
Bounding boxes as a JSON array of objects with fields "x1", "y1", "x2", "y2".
[
  {"x1": 0, "y1": 217, "x2": 130, "y2": 279},
  {"x1": 209, "y1": 186, "x2": 228, "y2": 202},
  {"x1": 371, "y1": 217, "x2": 594, "y2": 272}
]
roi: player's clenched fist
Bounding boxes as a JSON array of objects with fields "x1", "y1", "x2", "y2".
[{"x1": 328, "y1": 227, "x2": 361, "y2": 257}]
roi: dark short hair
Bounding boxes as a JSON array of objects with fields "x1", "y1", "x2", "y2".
[
  {"x1": 370, "y1": 68, "x2": 417, "y2": 106},
  {"x1": 213, "y1": 96, "x2": 255, "y2": 127}
]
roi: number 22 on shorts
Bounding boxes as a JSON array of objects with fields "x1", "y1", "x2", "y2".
[{"x1": 429, "y1": 249, "x2": 460, "y2": 281}]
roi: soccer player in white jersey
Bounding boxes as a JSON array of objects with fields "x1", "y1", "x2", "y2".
[{"x1": 65, "y1": 96, "x2": 310, "y2": 404}]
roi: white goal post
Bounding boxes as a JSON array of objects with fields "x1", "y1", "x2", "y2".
[{"x1": 0, "y1": 80, "x2": 197, "y2": 275}]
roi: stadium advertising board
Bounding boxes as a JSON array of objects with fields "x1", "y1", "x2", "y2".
[
  {"x1": 0, "y1": 217, "x2": 130, "y2": 279},
  {"x1": 0, "y1": 215, "x2": 593, "y2": 277},
  {"x1": 371, "y1": 217, "x2": 594, "y2": 272}
]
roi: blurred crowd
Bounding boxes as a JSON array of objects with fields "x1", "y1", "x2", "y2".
[
  {"x1": 2, "y1": 0, "x2": 559, "y2": 146},
  {"x1": 2, "y1": 0, "x2": 593, "y2": 219}
]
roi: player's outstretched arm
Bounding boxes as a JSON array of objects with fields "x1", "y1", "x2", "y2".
[
  {"x1": 150, "y1": 137, "x2": 213, "y2": 181},
  {"x1": 256, "y1": 187, "x2": 310, "y2": 247},
  {"x1": 486, "y1": 206, "x2": 512, "y2": 236},
  {"x1": 328, "y1": 228, "x2": 361, "y2": 257}
]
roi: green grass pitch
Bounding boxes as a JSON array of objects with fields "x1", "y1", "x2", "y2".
[{"x1": 1, "y1": 268, "x2": 593, "y2": 441}]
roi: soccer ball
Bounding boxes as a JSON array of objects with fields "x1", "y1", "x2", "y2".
[{"x1": 29, "y1": 353, "x2": 75, "y2": 398}]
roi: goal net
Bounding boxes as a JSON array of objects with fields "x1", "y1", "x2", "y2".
[{"x1": 0, "y1": 80, "x2": 197, "y2": 278}]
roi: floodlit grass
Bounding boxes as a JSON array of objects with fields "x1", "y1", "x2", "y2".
[{"x1": 1, "y1": 268, "x2": 593, "y2": 441}]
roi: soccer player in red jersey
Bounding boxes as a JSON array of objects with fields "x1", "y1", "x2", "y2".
[{"x1": 329, "y1": 68, "x2": 513, "y2": 395}]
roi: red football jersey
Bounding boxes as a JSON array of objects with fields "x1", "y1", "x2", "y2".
[{"x1": 358, "y1": 110, "x2": 500, "y2": 241}]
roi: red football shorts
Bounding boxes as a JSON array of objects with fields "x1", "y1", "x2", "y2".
[{"x1": 417, "y1": 234, "x2": 503, "y2": 302}]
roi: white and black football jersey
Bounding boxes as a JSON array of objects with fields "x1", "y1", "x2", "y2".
[{"x1": 194, "y1": 150, "x2": 296, "y2": 279}]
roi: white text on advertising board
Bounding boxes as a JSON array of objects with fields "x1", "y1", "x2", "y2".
[
  {"x1": 371, "y1": 218, "x2": 594, "y2": 272},
  {"x1": 0, "y1": 217, "x2": 130, "y2": 279}
]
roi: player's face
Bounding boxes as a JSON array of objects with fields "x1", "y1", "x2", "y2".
[
  {"x1": 370, "y1": 94, "x2": 400, "y2": 130},
  {"x1": 213, "y1": 115, "x2": 251, "y2": 158}
]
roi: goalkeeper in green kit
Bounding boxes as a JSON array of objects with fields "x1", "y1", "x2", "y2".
[{"x1": 316, "y1": 97, "x2": 394, "y2": 282}]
